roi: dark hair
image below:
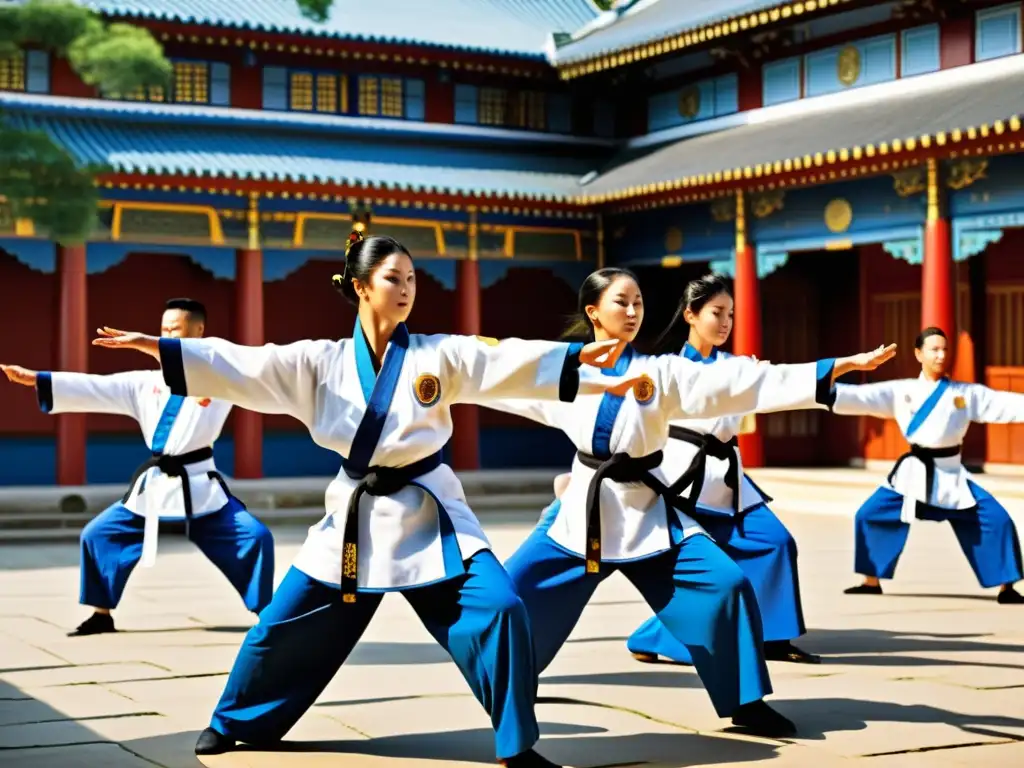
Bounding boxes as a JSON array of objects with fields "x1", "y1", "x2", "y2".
[
  {"x1": 331, "y1": 234, "x2": 411, "y2": 306},
  {"x1": 654, "y1": 273, "x2": 732, "y2": 351},
  {"x1": 915, "y1": 326, "x2": 946, "y2": 349},
  {"x1": 165, "y1": 298, "x2": 206, "y2": 324},
  {"x1": 562, "y1": 267, "x2": 639, "y2": 341}
]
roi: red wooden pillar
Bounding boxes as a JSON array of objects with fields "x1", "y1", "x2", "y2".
[
  {"x1": 732, "y1": 190, "x2": 765, "y2": 468},
  {"x1": 233, "y1": 194, "x2": 264, "y2": 478},
  {"x1": 56, "y1": 243, "x2": 88, "y2": 485},
  {"x1": 922, "y1": 158, "x2": 957, "y2": 361},
  {"x1": 451, "y1": 208, "x2": 481, "y2": 470}
]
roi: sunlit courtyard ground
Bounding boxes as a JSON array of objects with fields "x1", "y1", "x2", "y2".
[{"x1": 2, "y1": 470, "x2": 1024, "y2": 767}]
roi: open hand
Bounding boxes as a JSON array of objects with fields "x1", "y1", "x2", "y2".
[
  {"x1": 92, "y1": 327, "x2": 161, "y2": 360},
  {"x1": 0, "y1": 364, "x2": 37, "y2": 387},
  {"x1": 579, "y1": 339, "x2": 627, "y2": 369},
  {"x1": 847, "y1": 343, "x2": 898, "y2": 372}
]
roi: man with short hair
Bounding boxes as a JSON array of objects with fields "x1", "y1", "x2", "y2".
[{"x1": 1, "y1": 298, "x2": 276, "y2": 635}]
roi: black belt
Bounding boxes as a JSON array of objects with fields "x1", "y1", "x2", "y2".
[
  {"x1": 339, "y1": 451, "x2": 443, "y2": 603},
  {"x1": 669, "y1": 426, "x2": 744, "y2": 515},
  {"x1": 888, "y1": 443, "x2": 961, "y2": 507},
  {"x1": 123, "y1": 446, "x2": 229, "y2": 538},
  {"x1": 576, "y1": 449, "x2": 702, "y2": 574}
]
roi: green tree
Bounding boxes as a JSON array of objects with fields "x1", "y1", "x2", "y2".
[{"x1": 0, "y1": 1, "x2": 171, "y2": 244}]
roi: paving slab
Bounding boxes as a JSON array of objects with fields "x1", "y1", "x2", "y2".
[{"x1": 0, "y1": 496, "x2": 1022, "y2": 767}]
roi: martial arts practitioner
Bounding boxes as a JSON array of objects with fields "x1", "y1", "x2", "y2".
[
  {"x1": 483, "y1": 267, "x2": 897, "y2": 738},
  {"x1": 91, "y1": 231, "x2": 640, "y2": 768},
  {"x1": 1, "y1": 299, "x2": 275, "y2": 636},
  {"x1": 835, "y1": 326, "x2": 1024, "y2": 604},
  {"x1": 625, "y1": 274, "x2": 819, "y2": 666}
]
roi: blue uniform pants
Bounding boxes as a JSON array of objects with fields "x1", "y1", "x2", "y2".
[
  {"x1": 854, "y1": 483, "x2": 1023, "y2": 588},
  {"x1": 79, "y1": 499, "x2": 275, "y2": 612},
  {"x1": 506, "y1": 504, "x2": 771, "y2": 717},
  {"x1": 209, "y1": 551, "x2": 539, "y2": 760},
  {"x1": 627, "y1": 503, "x2": 805, "y2": 664}
]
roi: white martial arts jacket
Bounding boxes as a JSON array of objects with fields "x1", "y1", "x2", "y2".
[
  {"x1": 830, "y1": 374, "x2": 1024, "y2": 522},
  {"x1": 37, "y1": 368, "x2": 233, "y2": 564},
  {"x1": 659, "y1": 343, "x2": 770, "y2": 517},
  {"x1": 486, "y1": 345, "x2": 835, "y2": 563},
  {"x1": 157, "y1": 321, "x2": 609, "y2": 592}
]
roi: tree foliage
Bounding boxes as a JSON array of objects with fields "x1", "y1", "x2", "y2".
[
  {"x1": 296, "y1": 0, "x2": 333, "y2": 23},
  {"x1": 0, "y1": 1, "x2": 171, "y2": 244}
]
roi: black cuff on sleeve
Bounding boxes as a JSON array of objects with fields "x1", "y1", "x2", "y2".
[
  {"x1": 159, "y1": 338, "x2": 188, "y2": 396},
  {"x1": 559, "y1": 342, "x2": 585, "y2": 403}
]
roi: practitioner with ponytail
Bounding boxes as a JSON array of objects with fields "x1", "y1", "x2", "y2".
[
  {"x1": 483, "y1": 267, "x2": 896, "y2": 737},
  {"x1": 625, "y1": 274, "x2": 820, "y2": 668},
  {"x1": 91, "y1": 228, "x2": 638, "y2": 767}
]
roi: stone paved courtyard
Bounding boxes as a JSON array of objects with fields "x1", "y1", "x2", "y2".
[{"x1": 1, "y1": 507, "x2": 1023, "y2": 767}]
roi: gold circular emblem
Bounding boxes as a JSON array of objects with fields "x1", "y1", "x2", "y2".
[
  {"x1": 837, "y1": 45, "x2": 861, "y2": 86},
  {"x1": 824, "y1": 198, "x2": 853, "y2": 233},
  {"x1": 633, "y1": 375, "x2": 656, "y2": 405},
  {"x1": 664, "y1": 226, "x2": 683, "y2": 253},
  {"x1": 414, "y1": 374, "x2": 441, "y2": 406},
  {"x1": 678, "y1": 87, "x2": 701, "y2": 119}
]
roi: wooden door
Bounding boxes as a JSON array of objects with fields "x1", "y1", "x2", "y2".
[
  {"x1": 760, "y1": 261, "x2": 823, "y2": 464},
  {"x1": 986, "y1": 285, "x2": 1024, "y2": 464}
]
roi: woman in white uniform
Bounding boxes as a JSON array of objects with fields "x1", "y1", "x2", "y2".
[
  {"x1": 625, "y1": 274, "x2": 819, "y2": 666},
  {"x1": 835, "y1": 326, "x2": 1024, "y2": 604},
  {"x1": 91, "y1": 230, "x2": 639, "y2": 768},
  {"x1": 484, "y1": 267, "x2": 896, "y2": 738}
]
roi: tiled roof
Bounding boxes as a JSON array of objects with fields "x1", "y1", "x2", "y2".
[
  {"x1": 3, "y1": 107, "x2": 589, "y2": 201},
  {"x1": 580, "y1": 55, "x2": 1024, "y2": 201},
  {"x1": 79, "y1": 0, "x2": 601, "y2": 57}
]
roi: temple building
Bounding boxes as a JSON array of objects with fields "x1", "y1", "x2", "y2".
[{"x1": 2, "y1": 0, "x2": 1023, "y2": 485}]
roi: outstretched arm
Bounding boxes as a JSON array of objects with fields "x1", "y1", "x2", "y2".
[
  {"x1": 966, "y1": 384, "x2": 1024, "y2": 424},
  {"x1": 91, "y1": 328, "x2": 327, "y2": 427},
  {"x1": 440, "y1": 335, "x2": 633, "y2": 406},
  {"x1": 651, "y1": 344, "x2": 897, "y2": 421},
  {"x1": 2, "y1": 364, "x2": 145, "y2": 419},
  {"x1": 827, "y1": 380, "x2": 899, "y2": 419}
]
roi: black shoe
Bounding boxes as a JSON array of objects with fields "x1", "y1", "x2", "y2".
[
  {"x1": 499, "y1": 748, "x2": 566, "y2": 767},
  {"x1": 630, "y1": 651, "x2": 659, "y2": 664},
  {"x1": 195, "y1": 727, "x2": 235, "y2": 755},
  {"x1": 843, "y1": 583, "x2": 883, "y2": 595},
  {"x1": 997, "y1": 586, "x2": 1024, "y2": 604},
  {"x1": 764, "y1": 640, "x2": 821, "y2": 664},
  {"x1": 67, "y1": 612, "x2": 116, "y2": 637},
  {"x1": 730, "y1": 699, "x2": 797, "y2": 738}
]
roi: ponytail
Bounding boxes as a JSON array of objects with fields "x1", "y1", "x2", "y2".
[{"x1": 654, "y1": 272, "x2": 732, "y2": 352}]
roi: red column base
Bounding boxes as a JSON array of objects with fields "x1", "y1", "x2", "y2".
[
  {"x1": 738, "y1": 433, "x2": 764, "y2": 469},
  {"x1": 56, "y1": 415, "x2": 87, "y2": 486}
]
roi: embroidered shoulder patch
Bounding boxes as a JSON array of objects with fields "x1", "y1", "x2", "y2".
[
  {"x1": 196, "y1": 398, "x2": 212, "y2": 408},
  {"x1": 953, "y1": 395, "x2": 966, "y2": 410},
  {"x1": 414, "y1": 373, "x2": 441, "y2": 406},
  {"x1": 633, "y1": 375, "x2": 656, "y2": 405},
  {"x1": 476, "y1": 335, "x2": 500, "y2": 346}
]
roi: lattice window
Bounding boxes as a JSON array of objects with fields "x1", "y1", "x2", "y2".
[
  {"x1": 174, "y1": 62, "x2": 209, "y2": 104},
  {"x1": 0, "y1": 53, "x2": 25, "y2": 92},
  {"x1": 380, "y1": 77, "x2": 403, "y2": 117},
  {"x1": 358, "y1": 76, "x2": 378, "y2": 115},
  {"x1": 122, "y1": 84, "x2": 166, "y2": 102},
  {"x1": 316, "y1": 74, "x2": 339, "y2": 112},
  {"x1": 289, "y1": 72, "x2": 314, "y2": 111},
  {"x1": 512, "y1": 91, "x2": 546, "y2": 130},
  {"x1": 479, "y1": 87, "x2": 507, "y2": 125}
]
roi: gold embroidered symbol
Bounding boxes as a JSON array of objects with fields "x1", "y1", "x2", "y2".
[
  {"x1": 633, "y1": 375, "x2": 656, "y2": 404},
  {"x1": 342, "y1": 542, "x2": 358, "y2": 579},
  {"x1": 476, "y1": 335, "x2": 500, "y2": 346},
  {"x1": 414, "y1": 373, "x2": 441, "y2": 406},
  {"x1": 953, "y1": 395, "x2": 966, "y2": 409}
]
